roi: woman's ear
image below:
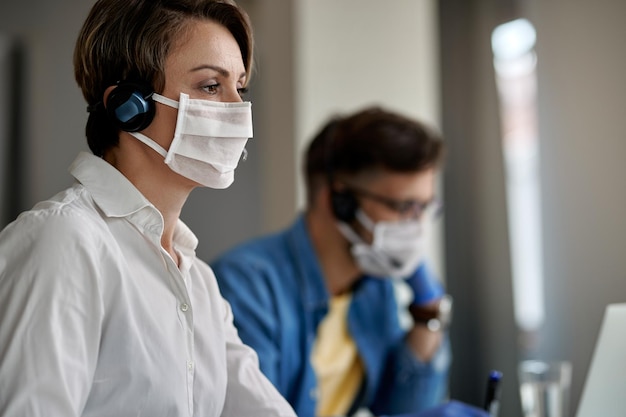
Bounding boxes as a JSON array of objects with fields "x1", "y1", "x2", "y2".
[{"x1": 102, "y1": 85, "x2": 117, "y2": 109}]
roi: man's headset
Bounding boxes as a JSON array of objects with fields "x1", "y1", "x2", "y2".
[
  {"x1": 325, "y1": 126, "x2": 359, "y2": 223},
  {"x1": 88, "y1": 80, "x2": 156, "y2": 132}
]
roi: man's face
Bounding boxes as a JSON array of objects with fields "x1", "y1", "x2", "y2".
[{"x1": 345, "y1": 167, "x2": 438, "y2": 242}]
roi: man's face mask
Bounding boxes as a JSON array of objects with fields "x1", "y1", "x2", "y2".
[
  {"x1": 337, "y1": 209, "x2": 424, "y2": 279},
  {"x1": 129, "y1": 92, "x2": 253, "y2": 189}
]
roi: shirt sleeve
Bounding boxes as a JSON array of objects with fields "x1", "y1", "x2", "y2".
[
  {"x1": 371, "y1": 335, "x2": 451, "y2": 415},
  {"x1": 371, "y1": 268, "x2": 452, "y2": 414},
  {"x1": 219, "y1": 296, "x2": 297, "y2": 417},
  {"x1": 212, "y1": 255, "x2": 285, "y2": 388},
  {"x1": 404, "y1": 262, "x2": 445, "y2": 306},
  {"x1": 349, "y1": 276, "x2": 451, "y2": 415},
  {"x1": 0, "y1": 211, "x2": 104, "y2": 416},
  {"x1": 373, "y1": 262, "x2": 449, "y2": 413}
]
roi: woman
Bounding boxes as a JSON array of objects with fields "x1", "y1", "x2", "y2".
[{"x1": 0, "y1": 1, "x2": 295, "y2": 416}]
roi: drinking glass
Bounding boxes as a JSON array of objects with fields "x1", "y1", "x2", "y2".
[{"x1": 519, "y1": 360, "x2": 572, "y2": 417}]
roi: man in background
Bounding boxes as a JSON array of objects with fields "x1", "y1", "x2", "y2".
[{"x1": 212, "y1": 107, "x2": 455, "y2": 417}]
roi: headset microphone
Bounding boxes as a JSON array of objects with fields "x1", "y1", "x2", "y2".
[{"x1": 324, "y1": 121, "x2": 361, "y2": 222}]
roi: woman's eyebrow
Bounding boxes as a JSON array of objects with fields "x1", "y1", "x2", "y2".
[{"x1": 189, "y1": 64, "x2": 246, "y2": 80}]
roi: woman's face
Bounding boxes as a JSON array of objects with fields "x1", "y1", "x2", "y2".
[{"x1": 144, "y1": 19, "x2": 247, "y2": 151}]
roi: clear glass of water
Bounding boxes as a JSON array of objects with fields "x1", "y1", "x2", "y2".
[{"x1": 519, "y1": 360, "x2": 573, "y2": 417}]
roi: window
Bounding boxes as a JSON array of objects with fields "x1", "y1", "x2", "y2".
[{"x1": 491, "y1": 19, "x2": 545, "y2": 334}]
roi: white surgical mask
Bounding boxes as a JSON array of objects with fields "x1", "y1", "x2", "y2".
[
  {"x1": 337, "y1": 209, "x2": 424, "y2": 279},
  {"x1": 129, "y1": 92, "x2": 253, "y2": 189}
]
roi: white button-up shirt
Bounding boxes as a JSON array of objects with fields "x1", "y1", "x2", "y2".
[{"x1": 0, "y1": 152, "x2": 296, "y2": 417}]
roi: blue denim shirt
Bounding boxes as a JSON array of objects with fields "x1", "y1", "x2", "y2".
[{"x1": 211, "y1": 215, "x2": 450, "y2": 417}]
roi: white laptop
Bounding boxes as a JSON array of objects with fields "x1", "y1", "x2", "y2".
[{"x1": 575, "y1": 303, "x2": 626, "y2": 417}]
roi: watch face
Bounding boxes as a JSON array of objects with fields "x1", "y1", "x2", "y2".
[{"x1": 427, "y1": 318, "x2": 442, "y2": 332}]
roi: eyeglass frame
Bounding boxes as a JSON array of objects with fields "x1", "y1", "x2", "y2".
[{"x1": 343, "y1": 184, "x2": 443, "y2": 219}]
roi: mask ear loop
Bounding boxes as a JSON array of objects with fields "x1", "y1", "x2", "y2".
[
  {"x1": 128, "y1": 131, "x2": 168, "y2": 158},
  {"x1": 152, "y1": 93, "x2": 180, "y2": 109},
  {"x1": 336, "y1": 221, "x2": 364, "y2": 246},
  {"x1": 354, "y1": 208, "x2": 386, "y2": 252},
  {"x1": 355, "y1": 209, "x2": 376, "y2": 233},
  {"x1": 125, "y1": 93, "x2": 180, "y2": 160},
  {"x1": 337, "y1": 209, "x2": 374, "y2": 252}
]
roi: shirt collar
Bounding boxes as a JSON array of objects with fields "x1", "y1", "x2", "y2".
[
  {"x1": 70, "y1": 151, "x2": 152, "y2": 218},
  {"x1": 69, "y1": 152, "x2": 198, "y2": 254},
  {"x1": 287, "y1": 214, "x2": 330, "y2": 310},
  {"x1": 173, "y1": 219, "x2": 199, "y2": 258}
]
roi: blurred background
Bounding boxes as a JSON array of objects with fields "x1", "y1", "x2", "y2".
[{"x1": 1, "y1": 1, "x2": 625, "y2": 416}]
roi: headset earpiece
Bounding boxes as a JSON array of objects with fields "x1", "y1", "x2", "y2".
[
  {"x1": 324, "y1": 119, "x2": 360, "y2": 222},
  {"x1": 330, "y1": 189, "x2": 359, "y2": 222},
  {"x1": 105, "y1": 81, "x2": 155, "y2": 132}
]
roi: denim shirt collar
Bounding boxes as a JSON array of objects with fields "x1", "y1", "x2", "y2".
[{"x1": 287, "y1": 214, "x2": 330, "y2": 313}]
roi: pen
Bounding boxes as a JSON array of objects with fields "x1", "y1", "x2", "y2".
[{"x1": 483, "y1": 370, "x2": 503, "y2": 417}]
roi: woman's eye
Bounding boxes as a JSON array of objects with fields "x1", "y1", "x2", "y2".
[
  {"x1": 237, "y1": 87, "x2": 249, "y2": 98},
  {"x1": 202, "y1": 84, "x2": 219, "y2": 94}
]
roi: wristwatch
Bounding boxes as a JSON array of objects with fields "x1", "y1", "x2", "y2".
[{"x1": 408, "y1": 294, "x2": 453, "y2": 332}]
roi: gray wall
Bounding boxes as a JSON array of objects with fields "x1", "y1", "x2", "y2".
[
  {"x1": 0, "y1": 0, "x2": 93, "y2": 216},
  {"x1": 0, "y1": 34, "x2": 22, "y2": 226},
  {"x1": 529, "y1": 0, "x2": 626, "y2": 408},
  {"x1": 439, "y1": 0, "x2": 519, "y2": 411},
  {"x1": 440, "y1": 0, "x2": 626, "y2": 415}
]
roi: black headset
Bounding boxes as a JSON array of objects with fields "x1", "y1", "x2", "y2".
[
  {"x1": 325, "y1": 125, "x2": 359, "y2": 223},
  {"x1": 330, "y1": 188, "x2": 359, "y2": 223},
  {"x1": 99, "y1": 80, "x2": 156, "y2": 132}
]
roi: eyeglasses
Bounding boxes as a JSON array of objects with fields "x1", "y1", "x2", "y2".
[{"x1": 346, "y1": 185, "x2": 442, "y2": 219}]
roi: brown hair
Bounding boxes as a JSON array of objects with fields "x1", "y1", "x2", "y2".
[
  {"x1": 304, "y1": 107, "x2": 445, "y2": 205},
  {"x1": 74, "y1": 0, "x2": 254, "y2": 156}
]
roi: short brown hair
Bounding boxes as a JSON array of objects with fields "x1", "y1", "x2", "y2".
[
  {"x1": 304, "y1": 107, "x2": 444, "y2": 205},
  {"x1": 74, "y1": 0, "x2": 254, "y2": 156}
]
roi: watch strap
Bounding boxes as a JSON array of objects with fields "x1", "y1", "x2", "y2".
[{"x1": 409, "y1": 294, "x2": 453, "y2": 331}]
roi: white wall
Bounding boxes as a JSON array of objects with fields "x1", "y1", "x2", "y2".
[
  {"x1": 294, "y1": 0, "x2": 440, "y2": 153},
  {"x1": 293, "y1": 0, "x2": 444, "y2": 278}
]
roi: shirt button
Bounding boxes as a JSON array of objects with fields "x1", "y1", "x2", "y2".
[
  {"x1": 180, "y1": 303, "x2": 189, "y2": 312},
  {"x1": 187, "y1": 361, "x2": 194, "y2": 371},
  {"x1": 309, "y1": 387, "x2": 319, "y2": 399}
]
